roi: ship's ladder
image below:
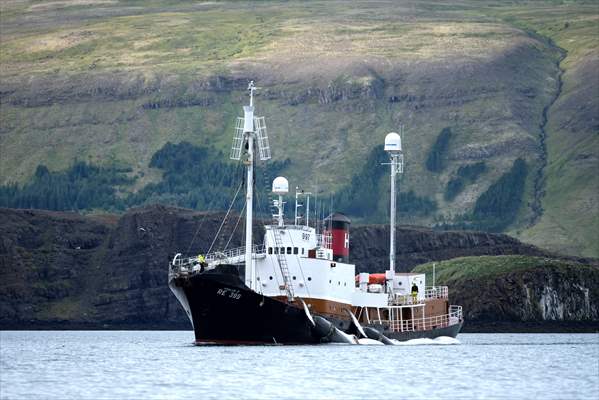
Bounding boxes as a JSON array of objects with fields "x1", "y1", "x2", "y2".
[{"x1": 272, "y1": 228, "x2": 294, "y2": 301}]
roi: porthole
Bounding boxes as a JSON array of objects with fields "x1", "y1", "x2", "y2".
[
  {"x1": 308, "y1": 277, "x2": 312, "y2": 281},
  {"x1": 269, "y1": 276, "x2": 273, "y2": 280},
  {"x1": 344, "y1": 282, "x2": 346, "y2": 286},
  {"x1": 293, "y1": 276, "x2": 296, "y2": 280},
  {"x1": 329, "y1": 280, "x2": 332, "y2": 284},
  {"x1": 338, "y1": 281, "x2": 340, "y2": 285}
]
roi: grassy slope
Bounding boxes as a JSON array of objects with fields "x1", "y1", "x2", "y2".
[
  {"x1": 487, "y1": 4, "x2": 599, "y2": 258},
  {"x1": 412, "y1": 254, "x2": 592, "y2": 286},
  {"x1": 0, "y1": 1, "x2": 596, "y2": 256}
]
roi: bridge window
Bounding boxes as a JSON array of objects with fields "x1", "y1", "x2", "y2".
[
  {"x1": 287, "y1": 247, "x2": 292, "y2": 254},
  {"x1": 302, "y1": 248, "x2": 305, "y2": 255},
  {"x1": 293, "y1": 247, "x2": 298, "y2": 254},
  {"x1": 280, "y1": 247, "x2": 285, "y2": 254},
  {"x1": 268, "y1": 247, "x2": 272, "y2": 254},
  {"x1": 274, "y1": 248, "x2": 279, "y2": 254}
]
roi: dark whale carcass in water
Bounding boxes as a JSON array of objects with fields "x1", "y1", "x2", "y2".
[
  {"x1": 362, "y1": 326, "x2": 395, "y2": 345},
  {"x1": 301, "y1": 299, "x2": 358, "y2": 344},
  {"x1": 312, "y1": 316, "x2": 359, "y2": 344},
  {"x1": 346, "y1": 309, "x2": 394, "y2": 345}
]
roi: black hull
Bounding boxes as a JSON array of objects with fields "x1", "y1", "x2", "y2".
[{"x1": 172, "y1": 266, "x2": 325, "y2": 344}]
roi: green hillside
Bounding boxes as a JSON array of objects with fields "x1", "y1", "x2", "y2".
[
  {"x1": 413, "y1": 255, "x2": 594, "y2": 285},
  {"x1": 0, "y1": 1, "x2": 597, "y2": 257}
]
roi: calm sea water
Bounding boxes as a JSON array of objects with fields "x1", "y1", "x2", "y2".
[{"x1": 0, "y1": 331, "x2": 597, "y2": 400}]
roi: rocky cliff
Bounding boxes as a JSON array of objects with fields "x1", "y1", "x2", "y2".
[
  {"x1": 0, "y1": 206, "x2": 596, "y2": 331},
  {"x1": 414, "y1": 256, "x2": 599, "y2": 332}
]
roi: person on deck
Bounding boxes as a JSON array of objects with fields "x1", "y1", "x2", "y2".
[
  {"x1": 197, "y1": 254, "x2": 207, "y2": 272},
  {"x1": 411, "y1": 282, "x2": 419, "y2": 303}
]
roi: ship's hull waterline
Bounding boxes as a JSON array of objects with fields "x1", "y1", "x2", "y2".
[{"x1": 170, "y1": 265, "x2": 462, "y2": 345}]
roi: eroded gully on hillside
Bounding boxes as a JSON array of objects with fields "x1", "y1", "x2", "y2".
[{"x1": 525, "y1": 29, "x2": 567, "y2": 226}]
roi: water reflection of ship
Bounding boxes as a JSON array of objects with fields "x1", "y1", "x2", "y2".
[{"x1": 169, "y1": 81, "x2": 463, "y2": 345}]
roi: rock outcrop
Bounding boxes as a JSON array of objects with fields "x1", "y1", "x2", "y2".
[{"x1": 0, "y1": 206, "x2": 595, "y2": 330}]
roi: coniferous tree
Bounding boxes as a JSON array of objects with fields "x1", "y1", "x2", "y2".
[{"x1": 425, "y1": 127, "x2": 452, "y2": 172}]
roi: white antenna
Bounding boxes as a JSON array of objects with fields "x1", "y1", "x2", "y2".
[
  {"x1": 384, "y1": 129, "x2": 404, "y2": 277},
  {"x1": 273, "y1": 177, "x2": 288, "y2": 227},
  {"x1": 254, "y1": 116, "x2": 271, "y2": 160},
  {"x1": 230, "y1": 81, "x2": 271, "y2": 161},
  {"x1": 294, "y1": 187, "x2": 302, "y2": 226},
  {"x1": 294, "y1": 187, "x2": 312, "y2": 227}
]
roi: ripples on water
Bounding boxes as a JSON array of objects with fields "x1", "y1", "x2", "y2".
[{"x1": 1, "y1": 331, "x2": 597, "y2": 399}]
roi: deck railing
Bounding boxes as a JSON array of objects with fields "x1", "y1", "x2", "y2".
[
  {"x1": 391, "y1": 286, "x2": 449, "y2": 305},
  {"x1": 169, "y1": 244, "x2": 266, "y2": 277},
  {"x1": 381, "y1": 305, "x2": 462, "y2": 333},
  {"x1": 424, "y1": 286, "x2": 448, "y2": 300}
]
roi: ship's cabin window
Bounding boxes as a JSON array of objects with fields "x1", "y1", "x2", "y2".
[
  {"x1": 302, "y1": 248, "x2": 305, "y2": 255},
  {"x1": 257, "y1": 277, "x2": 260, "y2": 281},
  {"x1": 338, "y1": 281, "x2": 341, "y2": 285},
  {"x1": 293, "y1": 247, "x2": 298, "y2": 254},
  {"x1": 268, "y1": 248, "x2": 273, "y2": 254},
  {"x1": 269, "y1": 276, "x2": 273, "y2": 280},
  {"x1": 329, "y1": 279, "x2": 332, "y2": 284},
  {"x1": 274, "y1": 248, "x2": 279, "y2": 254},
  {"x1": 287, "y1": 247, "x2": 292, "y2": 254},
  {"x1": 280, "y1": 247, "x2": 285, "y2": 254},
  {"x1": 292, "y1": 276, "x2": 296, "y2": 280}
]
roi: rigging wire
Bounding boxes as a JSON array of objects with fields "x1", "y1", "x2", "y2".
[
  {"x1": 223, "y1": 200, "x2": 246, "y2": 251},
  {"x1": 207, "y1": 179, "x2": 244, "y2": 254},
  {"x1": 185, "y1": 159, "x2": 244, "y2": 255}
]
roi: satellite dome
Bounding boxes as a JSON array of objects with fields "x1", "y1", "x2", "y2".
[
  {"x1": 384, "y1": 132, "x2": 402, "y2": 153},
  {"x1": 272, "y1": 176, "x2": 289, "y2": 194}
]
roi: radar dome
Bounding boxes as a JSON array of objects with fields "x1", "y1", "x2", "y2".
[
  {"x1": 384, "y1": 132, "x2": 402, "y2": 153},
  {"x1": 272, "y1": 176, "x2": 289, "y2": 194}
]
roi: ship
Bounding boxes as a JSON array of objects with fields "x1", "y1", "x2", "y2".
[{"x1": 168, "y1": 82, "x2": 463, "y2": 345}]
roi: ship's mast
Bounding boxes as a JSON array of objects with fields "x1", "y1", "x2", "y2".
[
  {"x1": 384, "y1": 131, "x2": 404, "y2": 276},
  {"x1": 244, "y1": 82, "x2": 257, "y2": 290},
  {"x1": 389, "y1": 157, "x2": 397, "y2": 274},
  {"x1": 229, "y1": 81, "x2": 271, "y2": 292}
]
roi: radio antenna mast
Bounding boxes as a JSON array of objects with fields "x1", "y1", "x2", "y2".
[{"x1": 384, "y1": 128, "x2": 404, "y2": 276}]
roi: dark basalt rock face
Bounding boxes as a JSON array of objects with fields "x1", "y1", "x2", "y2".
[
  {"x1": 453, "y1": 264, "x2": 599, "y2": 332},
  {"x1": 0, "y1": 206, "x2": 596, "y2": 330}
]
